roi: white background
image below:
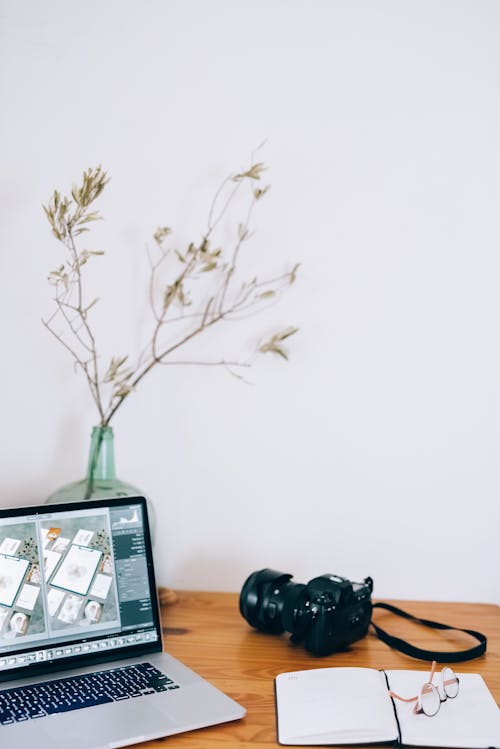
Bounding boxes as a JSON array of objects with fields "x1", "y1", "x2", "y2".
[{"x1": 1, "y1": 0, "x2": 499, "y2": 603}]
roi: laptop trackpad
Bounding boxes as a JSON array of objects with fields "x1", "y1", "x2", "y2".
[{"x1": 45, "y1": 701, "x2": 179, "y2": 749}]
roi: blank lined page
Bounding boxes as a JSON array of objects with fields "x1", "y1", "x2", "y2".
[{"x1": 275, "y1": 666, "x2": 397, "y2": 745}]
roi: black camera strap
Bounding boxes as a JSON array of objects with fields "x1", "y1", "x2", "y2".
[{"x1": 371, "y1": 602, "x2": 487, "y2": 662}]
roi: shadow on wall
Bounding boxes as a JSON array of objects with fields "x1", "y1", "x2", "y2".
[
  {"x1": 170, "y1": 555, "x2": 255, "y2": 593},
  {"x1": 0, "y1": 414, "x2": 85, "y2": 508}
]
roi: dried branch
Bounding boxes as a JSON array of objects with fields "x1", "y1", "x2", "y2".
[{"x1": 43, "y1": 158, "x2": 299, "y2": 427}]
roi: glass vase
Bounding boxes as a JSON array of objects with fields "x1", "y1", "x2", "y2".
[{"x1": 46, "y1": 426, "x2": 156, "y2": 539}]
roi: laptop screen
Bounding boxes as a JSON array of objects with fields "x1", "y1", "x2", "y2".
[{"x1": 0, "y1": 497, "x2": 161, "y2": 680}]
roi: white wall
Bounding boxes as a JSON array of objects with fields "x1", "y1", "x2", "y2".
[{"x1": 1, "y1": 0, "x2": 499, "y2": 604}]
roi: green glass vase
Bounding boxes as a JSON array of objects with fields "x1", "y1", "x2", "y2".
[{"x1": 46, "y1": 426, "x2": 156, "y2": 539}]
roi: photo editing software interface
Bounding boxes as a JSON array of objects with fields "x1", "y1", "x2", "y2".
[{"x1": 0, "y1": 502, "x2": 159, "y2": 672}]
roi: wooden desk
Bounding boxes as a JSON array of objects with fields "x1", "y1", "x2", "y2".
[{"x1": 143, "y1": 592, "x2": 500, "y2": 748}]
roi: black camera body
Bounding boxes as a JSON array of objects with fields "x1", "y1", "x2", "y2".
[{"x1": 239, "y1": 569, "x2": 373, "y2": 656}]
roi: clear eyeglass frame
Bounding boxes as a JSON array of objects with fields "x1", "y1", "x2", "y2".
[{"x1": 389, "y1": 660, "x2": 460, "y2": 717}]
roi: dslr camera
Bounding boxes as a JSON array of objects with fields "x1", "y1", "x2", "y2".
[{"x1": 239, "y1": 568, "x2": 373, "y2": 656}]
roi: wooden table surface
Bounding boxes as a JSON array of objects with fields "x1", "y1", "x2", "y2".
[{"x1": 140, "y1": 591, "x2": 500, "y2": 748}]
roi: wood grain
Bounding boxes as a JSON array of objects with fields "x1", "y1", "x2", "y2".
[{"x1": 138, "y1": 592, "x2": 500, "y2": 748}]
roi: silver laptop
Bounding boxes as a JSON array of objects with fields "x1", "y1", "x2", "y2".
[{"x1": 0, "y1": 496, "x2": 245, "y2": 749}]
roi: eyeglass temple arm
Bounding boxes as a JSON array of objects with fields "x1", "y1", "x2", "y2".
[
  {"x1": 389, "y1": 689, "x2": 428, "y2": 716},
  {"x1": 429, "y1": 660, "x2": 437, "y2": 683},
  {"x1": 429, "y1": 661, "x2": 458, "y2": 689},
  {"x1": 389, "y1": 664, "x2": 456, "y2": 718},
  {"x1": 388, "y1": 690, "x2": 418, "y2": 703},
  {"x1": 389, "y1": 662, "x2": 438, "y2": 709}
]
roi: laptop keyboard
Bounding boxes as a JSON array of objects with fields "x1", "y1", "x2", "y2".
[{"x1": 0, "y1": 662, "x2": 180, "y2": 725}]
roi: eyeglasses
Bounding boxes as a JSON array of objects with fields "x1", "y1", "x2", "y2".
[{"x1": 389, "y1": 661, "x2": 460, "y2": 717}]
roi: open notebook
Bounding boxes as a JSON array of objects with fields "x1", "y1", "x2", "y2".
[{"x1": 275, "y1": 666, "x2": 500, "y2": 747}]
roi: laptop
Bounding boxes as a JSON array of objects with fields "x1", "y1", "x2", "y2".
[{"x1": 0, "y1": 496, "x2": 245, "y2": 749}]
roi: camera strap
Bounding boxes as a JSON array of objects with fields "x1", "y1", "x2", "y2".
[{"x1": 371, "y1": 602, "x2": 487, "y2": 662}]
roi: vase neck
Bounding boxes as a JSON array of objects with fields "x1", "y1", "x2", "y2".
[{"x1": 87, "y1": 426, "x2": 116, "y2": 481}]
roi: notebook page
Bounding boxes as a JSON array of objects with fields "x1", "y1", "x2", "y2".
[
  {"x1": 386, "y1": 670, "x2": 500, "y2": 749},
  {"x1": 275, "y1": 667, "x2": 397, "y2": 745}
]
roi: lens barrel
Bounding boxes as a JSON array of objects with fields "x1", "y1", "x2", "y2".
[{"x1": 239, "y1": 568, "x2": 296, "y2": 633}]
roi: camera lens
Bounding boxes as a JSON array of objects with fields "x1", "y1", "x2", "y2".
[{"x1": 239, "y1": 568, "x2": 309, "y2": 637}]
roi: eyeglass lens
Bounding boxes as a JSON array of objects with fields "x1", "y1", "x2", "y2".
[
  {"x1": 420, "y1": 683, "x2": 441, "y2": 716},
  {"x1": 442, "y1": 666, "x2": 459, "y2": 699}
]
